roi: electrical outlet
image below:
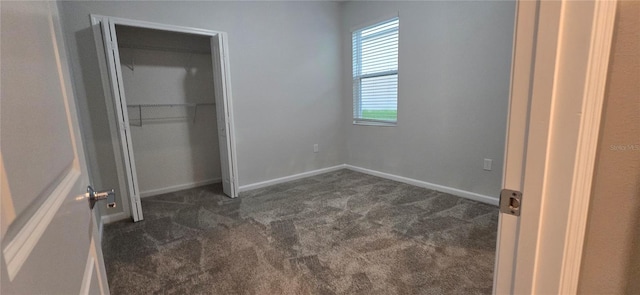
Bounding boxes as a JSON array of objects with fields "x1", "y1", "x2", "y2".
[
  {"x1": 483, "y1": 158, "x2": 492, "y2": 171},
  {"x1": 313, "y1": 144, "x2": 319, "y2": 153}
]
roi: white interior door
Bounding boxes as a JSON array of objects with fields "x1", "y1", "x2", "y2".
[
  {"x1": 98, "y1": 19, "x2": 144, "y2": 222},
  {"x1": 1, "y1": 1, "x2": 109, "y2": 294},
  {"x1": 211, "y1": 34, "x2": 237, "y2": 198}
]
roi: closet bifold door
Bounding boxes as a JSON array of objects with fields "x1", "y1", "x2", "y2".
[
  {"x1": 100, "y1": 20, "x2": 144, "y2": 221},
  {"x1": 211, "y1": 34, "x2": 236, "y2": 198}
]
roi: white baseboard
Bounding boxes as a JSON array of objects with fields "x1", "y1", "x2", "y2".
[
  {"x1": 237, "y1": 164, "x2": 497, "y2": 206},
  {"x1": 344, "y1": 165, "x2": 499, "y2": 206},
  {"x1": 238, "y1": 164, "x2": 347, "y2": 192},
  {"x1": 99, "y1": 166, "x2": 497, "y2": 228},
  {"x1": 100, "y1": 179, "x2": 221, "y2": 225},
  {"x1": 100, "y1": 211, "x2": 129, "y2": 225},
  {"x1": 139, "y1": 178, "x2": 222, "y2": 198}
]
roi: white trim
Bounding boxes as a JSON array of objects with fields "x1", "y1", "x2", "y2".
[
  {"x1": 139, "y1": 178, "x2": 222, "y2": 198},
  {"x1": 498, "y1": 1, "x2": 565, "y2": 293},
  {"x1": 493, "y1": 0, "x2": 539, "y2": 293},
  {"x1": 79, "y1": 252, "x2": 95, "y2": 295},
  {"x1": 92, "y1": 14, "x2": 222, "y2": 37},
  {"x1": 238, "y1": 164, "x2": 497, "y2": 206},
  {"x1": 91, "y1": 236, "x2": 109, "y2": 295},
  {"x1": 518, "y1": 3, "x2": 564, "y2": 292},
  {"x1": 100, "y1": 211, "x2": 129, "y2": 225},
  {"x1": 86, "y1": 236, "x2": 109, "y2": 294},
  {"x1": 100, "y1": 178, "x2": 223, "y2": 224},
  {"x1": 558, "y1": 0, "x2": 617, "y2": 293},
  {"x1": 344, "y1": 165, "x2": 498, "y2": 206},
  {"x1": 239, "y1": 165, "x2": 347, "y2": 192},
  {"x1": 2, "y1": 169, "x2": 81, "y2": 280},
  {"x1": 493, "y1": 0, "x2": 617, "y2": 293},
  {"x1": 350, "y1": 12, "x2": 400, "y2": 32},
  {"x1": 353, "y1": 121, "x2": 397, "y2": 127}
]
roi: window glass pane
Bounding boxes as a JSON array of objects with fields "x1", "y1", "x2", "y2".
[
  {"x1": 352, "y1": 17, "x2": 399, "y2": 123},
  {"x1": 361, "y1": 31, "x2": 398, "y2": 75},
  {"x1": 361, "y1": 19, "x2": 399, "y2": 37},
  {"x1": 360, "y1": 74, "x2": 398, "y2": 121}
]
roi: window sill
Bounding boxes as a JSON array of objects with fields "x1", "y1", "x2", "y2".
[{"x1": 353, "y1": 120, "x2": 397, "y2": 127}]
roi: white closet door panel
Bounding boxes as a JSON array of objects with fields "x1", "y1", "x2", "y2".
[{"x1": 211, "y1": 35, "x2": 235, "y2": 197}]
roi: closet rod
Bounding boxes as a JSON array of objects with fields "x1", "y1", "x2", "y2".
[
  {"x1": 127, "y1": 102, "x2": 215, "y2": 126},
  {"x1": 127, "y1": 103, "x2": 215, "y2": 108},
  {"x1": 118, "y1": 43, "x2": 211, "y2": 55}
]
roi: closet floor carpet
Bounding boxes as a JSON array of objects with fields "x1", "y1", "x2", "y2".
[{"x1": 103, "y1": 169, "x2": 498, "y2": 294}]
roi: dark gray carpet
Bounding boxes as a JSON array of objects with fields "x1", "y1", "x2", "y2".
[{"x1": 103, "y1": 169, "x2": 498, "y2": 294}]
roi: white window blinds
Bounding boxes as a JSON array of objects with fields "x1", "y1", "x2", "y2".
[{"x1": 352, "y1": 17, "x2": 399, "y2": 124}]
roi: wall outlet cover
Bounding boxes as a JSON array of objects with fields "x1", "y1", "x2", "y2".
[{"x1": 483, "y1": 158, "x2": 492, "y2": 171}]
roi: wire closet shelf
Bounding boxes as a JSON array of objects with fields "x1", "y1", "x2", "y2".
[
  {"x1": 127, "y1": 102, "x2": 215, "y2": 126},
  {"x1": 118, "y1": 43, "x2": 211, "y2": 55}
]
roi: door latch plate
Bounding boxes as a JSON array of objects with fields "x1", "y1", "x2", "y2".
[
  {"x1": 87, "y1": 186, "x2": 117, "y2": 209},
  {"x1": 500, "y1": 189, "x2": 522, "y2": 216}
]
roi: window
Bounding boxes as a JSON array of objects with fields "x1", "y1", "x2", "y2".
[{"x1": 352, "y1": 17, "x2": 399, "y2": 124}]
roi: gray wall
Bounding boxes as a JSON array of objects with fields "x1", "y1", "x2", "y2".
[
  {"x1": 60, "y1": 1, "x2": 515, "y2": 219},
  {"x1": 58, "y1": 1, "x2": 345, "y2": 216},
  {"x1": 341, "y1": 1, "x2": 515, "y2": 198},
  {"x1": 579, "y1": 1, "x2": 640, "y2": 293}
]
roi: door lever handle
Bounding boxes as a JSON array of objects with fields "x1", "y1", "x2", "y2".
[{"x1": 87, "y1": 186, "x2": 116, "y2": 209}]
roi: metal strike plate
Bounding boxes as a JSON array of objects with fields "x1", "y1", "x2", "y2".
[{"x1": 500, "y1": 189, "x2": 522, "y2": 216}]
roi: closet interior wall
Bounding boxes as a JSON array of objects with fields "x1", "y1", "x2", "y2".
[{"x1": 116, "y1": 25, "x2": 221, "y2": 197}]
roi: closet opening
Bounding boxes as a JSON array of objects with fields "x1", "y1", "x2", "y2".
[{"x1": 93, "y1": 16, "x2": 238, "y2": 222}]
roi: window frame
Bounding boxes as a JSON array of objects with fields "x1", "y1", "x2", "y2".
[{"x1": 352, "y1": 16, "x2": 400, "y2": 126}]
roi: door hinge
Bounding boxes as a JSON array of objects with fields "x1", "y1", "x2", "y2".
[
  {"x1": 500, "y1": 189, "x2": 522, "y2": 216},
  {"x1": 105, "y1": 39, "x2": 114, "y2": 51}
]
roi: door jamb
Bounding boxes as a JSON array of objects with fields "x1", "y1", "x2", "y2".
[
  {"x1": 493, "y1": 0, "x2": 539, "y2": 292},
  {"x1": 494, "y1": 0, "x2": 617, "y2": 293},
  {"x1": 545, "y1": 1, "x2": 617, "y2": 292},
  {"x1": 90, "y1": 15, "x2": 240, "y2": 222}
]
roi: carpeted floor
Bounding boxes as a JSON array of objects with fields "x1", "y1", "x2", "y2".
[{"x1": 102, "y1": 169, "x2": 498, "y2": 294}]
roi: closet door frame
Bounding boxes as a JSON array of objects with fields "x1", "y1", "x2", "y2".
[{"x1": 90, "y1": 15, "x2": 239, "y2": 222}]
